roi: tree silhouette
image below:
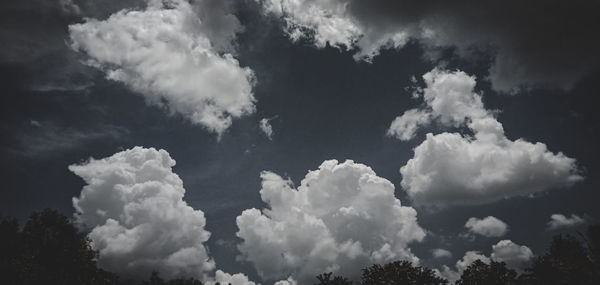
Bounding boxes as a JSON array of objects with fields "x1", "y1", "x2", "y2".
[
  {"x1": 4, "y1": 208, "x2": 600, "y2": 285},
  {"x1": 0, "y1": 216, "x2": 23, "y2": 285},
  {"x1": 0, "y1": 209, "x2": 120, "y2": 285},
  {"x1": 361, "y1": 260, "x2": 448, "y2": 285},
  {"x1": 166, "y1": 277, "x2": 205, "y2": 285},
  {"x1": 139, "y1": 271, "x2": 205, "y2": 285},
  {"x1": 455, "y1": 260, "x2": 518, "y2": 285},
  {"x1": 523, "y1": 233, "x2": 597, "y2": 285},
  {"x1": 140, "y1": 271, "x2": 166, "y2": 285},
  {"x1": 584, "y1": 224, "x2": 600, "y2": 279},
  {"x1": 314, "y1": 272, "x2": 353, "y2": 285}
]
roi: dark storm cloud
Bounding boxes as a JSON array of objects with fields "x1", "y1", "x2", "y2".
[
  {"x1": 0, "y1": 0, "x2": 146, "y2": 91},
  {"x1": 0, "y1": 0, "x2": 148, "y2": 62},
  {"x1": 259, "y1": 0, "x2": 600, "y2": 92},
  {"x1": 0, "y1": 1, "x2": 75, "y2": 63},
  {"x1": 0, "y1": 2, "x2": 82, "y2": 92}
]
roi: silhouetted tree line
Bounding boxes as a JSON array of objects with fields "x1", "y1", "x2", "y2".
[
  {"x1": 314, "y1": 225, "x2": 600, "y2": 285},
  {"x1": 0, "y1": 209, "x2": 221, "y2": 285},
  {"x1": 1, "y1": 209, "x2": 599, "y2": 285}
]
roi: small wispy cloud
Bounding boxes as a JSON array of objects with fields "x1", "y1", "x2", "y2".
[
  {"x1": 547, "y1": 214, "x2": 586, "y2": 231},
  {"x1": 9, "y1": 120, "x2": 127, "y2": 158},
  {"x1": 259, "y1": 116, "x2": 277, "y2": 140}
]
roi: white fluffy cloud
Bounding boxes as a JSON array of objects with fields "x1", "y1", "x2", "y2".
[
  {"x1": 392, "y1": 68, "x2": 582, "y2": 207},
  {"x1": 257, "y1": 0, "x2": 408, "y2": 61},
  {"x1": 273, "y1": 277, "x2": 298, "y2": 285},
  {"x1": 387, "y1": 109, "x2": 431, "y2": 141},
  {"x1": 205, "y1": 270, "x2": 256, "y2": 285},
  {"x1": 70, "y1": 146, "x2": 259, "y2": 284},
  {"x1": 432, "y1": 248, "x2": 452, "y2": 259},
  {"x1": 465, "y1": 216, "x2": 508, "y2": 238},
  {"x1": 257, "y1": 0, "x2": 600, "y2": 92},
  {"x1": 437, "y1": 240, "x2": 533, "y2": 282},
  {"x1": 236, "y1": 160, "x2": 425, "y2": 283},
  {"x1": 456, "y1": 251, "x2": 491, "y2": 273},
  {"x1": 70, "y1": 147, "x2": 215, "y2": 279},
  {"x1": 258, "y1": 0, "x2": 362, "y2": 53},
  {"x1": 69, "y1": 0, "x2": 255, "y2": 135},
  {"x1": 491, "y1": 240, "x2": 534, "y2": 272},
  {"x1": 547, "y1": 214, "x2": 585, "y2": 230},
  {"x1": 436, "y1": 251, "x2": 490, "y2": 283}
]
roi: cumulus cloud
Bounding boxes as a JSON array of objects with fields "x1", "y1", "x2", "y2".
[
  {"x1": 436, "y1": 251, "x2": 490, "y2": 283},
  {"x1": 70, "y1": 146, "x2": 260, "y2": 284},
  {"x1": 432, "y1": 248, "x2": 452, "y2": 259},
  {"x1": 205, "y1": 270, "x2": 256, "y2": 285},
  {"x1": 273, "y1": 277, "x2": 298, "y2": 285},
  {"x1": 393, "y1": 68, "x2": 582, "y2": 207},
  {"x1": 257, "y1": 0, "x2": 600, "y2": 92},
  {"x1": 236, "y1": 160, "x2": 425, "y2": 283},
  {"x1": 491, "y1": 240, "x2": 534, "y2": 272},
  {"x1": 258, "y1": 0, "x2": 363, "y2": 51},
  {"x1": 69, "y1": 0, "x2": 255, "y2": 135},
  {"x1": 547, "y1": 214, "x2": 585, "y2": 230},
  {"x1": 70, "y1": 147, "x2": 215, "y2": 279},
  {"x1": 437, "y1": 240, "x2": 533, "y2": 282},
  {"x1": 387, "y1": 109, "x2": 430, "y2": 141},
  {"x1": 456, "y1": 251, "x2": 490, "y2": 273},
  {"x1": 259, "y1": 117, "x2": 274, "y2": 140},
  {"x1": 465, "y1": 216, "x2": 508, "y2": 238}
]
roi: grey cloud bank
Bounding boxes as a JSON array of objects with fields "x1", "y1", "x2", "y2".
[{"x1": 257, "y1": 0, "x2": 600, "y2": 92}]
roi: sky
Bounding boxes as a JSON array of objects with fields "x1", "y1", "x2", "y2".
[{"x1": 1, "y1": 0, "x2": 599, "y2": 284}]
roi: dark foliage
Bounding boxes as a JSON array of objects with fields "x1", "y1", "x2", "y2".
[
  {"x1": 0, "y1": 209, "x2": 120, "y2": 285},
  {"x1": 520, "y1": 231, "x2": 599, "y2": 285},
  {"x1": 0, "y1": 209, "x2": 205, "y2": 285},
  {"x1": 360, "y1": 260, "x2": 448, "y2": 285},
  {"x1": 455, "y1": 260, "x2": 518, "y2": 285},
  {"x1": 3, "y1": 208, "x2": 600, "y2": 285},
  {"x1": 314, "y1": 272, "x2": 353, "y2": 285},
  {"x1": 584, "y1": 224, "x2": 600, "y2": 279},
  {"x1": 0, "y1": 216, "x2": 22, "y2": 285},
  {"x1": 138, "y1": 271, "x2": 206, "y2": 285},
  {"x1": 455, "y1": 224, "x2": 600, "y2": 285}
]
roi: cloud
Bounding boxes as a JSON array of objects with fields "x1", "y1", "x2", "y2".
[
  {"x1": 387, "y1": 109, "x2": 430, "y2": 141},
  {"x1": 258, "y1": 0, "x2": 362, "y2": 51},
  {"x1": 259, "y1": 118, "x2": 274, "y2": 140},
  {"x1": 547, "y1": 214, "x2": 585, "y2": 231},
  {"x1": 432, "y1": 248, "x2": 452, "y2": 259},
  {"x1": 436, "y1": 251, "x2": 490, "y2": 283},
  {"x1": 0, "y1": 0, "x2": 99, "y2": 91},
  {"x1": 205, "y1": 270, "x2": 257, "y2": 285},
  {"x1": 59, "y1": 0, "x2": 81, "y2": 15},
  {"x1": 0, "y1": 1, "x2": 76, "y2": 63},
  {"x1": 273, "y1": 277, "x2": 297, "y2": 285},
  {"x1": 235, "y1": 160, "x2": 425, "y2": 283},
  {"x1": 257, "y1": 0, "x2": 600, "y2": 92},
  {"x1": 70, "y1": 147, "x2": 216, "y2": 280},
  {"x1": 69, "y1": 0, "x2": 255, "y2": 135},
  {"x1": 393, "y1": 68, "x2": 582, "y2": 207},
  {"x1": 11, "y1": 121, "x2": 127, "y2": 158},
  {"x1": 456, "y1": 251, "x2": 490, "y2": 273},
  {"x1": 437, "y1": 240, "x2": 533, "y2": 281},
  {"x1": 70, "y1": 146, "x2": 263, "y2": 283},
  {"x1": 465, "y1": 216, "x2": 508, "y2": 238},
  {"x1": 491, "y1": 240, "x2": 534, "y2": 272}
]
